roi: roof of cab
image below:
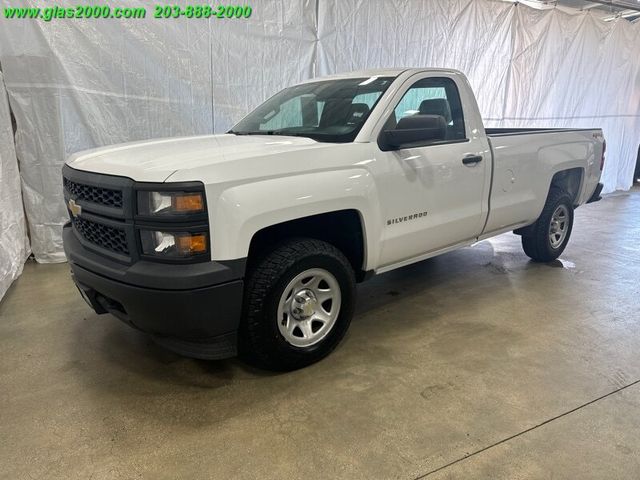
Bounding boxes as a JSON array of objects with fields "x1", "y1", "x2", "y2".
[{"x1": 297, "y1": 68, "x2": 463, "y2": 84}]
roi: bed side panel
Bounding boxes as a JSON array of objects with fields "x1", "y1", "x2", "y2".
[{"x1": 483, "y1": 130, "x2": 600, "y2": 234}]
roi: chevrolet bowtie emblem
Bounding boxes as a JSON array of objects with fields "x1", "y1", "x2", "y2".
[{"x1": 68, "y1": 198, "x2": 82, "y2": 217}]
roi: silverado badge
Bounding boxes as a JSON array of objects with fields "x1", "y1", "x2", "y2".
[
  {"x1": 68, "y1": 198, "x2": 82, "y2": 217},
  {"x1": 387, "y1": 211, "x2": 428, "y2": 226}
]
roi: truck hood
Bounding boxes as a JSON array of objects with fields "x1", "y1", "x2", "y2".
[{"x1": 66, "y1": 134, "x2": 332, "y2": 182}]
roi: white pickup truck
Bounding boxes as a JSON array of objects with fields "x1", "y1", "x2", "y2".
[{"x1": 62, "y1": 68, "x2": 605, "y2": 370}]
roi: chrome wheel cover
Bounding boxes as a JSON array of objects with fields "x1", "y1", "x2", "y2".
[
  {"x1": 277, "y1": 268, "x2": 341, "y2": 348},
  {"x1": 549, "y1": 205, "x2": 569, "y2": 249}
]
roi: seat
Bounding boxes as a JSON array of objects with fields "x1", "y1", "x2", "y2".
[
  {"x1": 319, "y1": 100, "x2": 370, "y2": 128},
  {"x1": 319, "y1": 98, "x2": 353, "y2": 128},
  {"x1": 418, "y1": 98, "x2": 452, "y2": 124}
]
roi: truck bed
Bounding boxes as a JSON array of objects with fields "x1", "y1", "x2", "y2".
[{"x1": 483, "y1": 127, "x2": 603, "y2": 236}]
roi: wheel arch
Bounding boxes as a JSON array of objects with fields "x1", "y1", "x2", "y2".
[
  {"x1": 549, "y1": 167, "x2": 584, "y2": 206},
  {"x1": 514, "y1": 170, "x2": 580, "y2": 236},
  {"x1": 247, "y1": 209, "x2": 370, "y2": 282}
]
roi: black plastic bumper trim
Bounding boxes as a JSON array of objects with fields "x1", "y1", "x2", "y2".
[
  {"x1": 65, "y1": 218, "x2": 246, "y2": 351},
  {"x1": 587, "y1": 182, "x2": 604, "y2": 204},
  {"x1": 71, "y1": 262, "x2": 243, "y2": 341}
]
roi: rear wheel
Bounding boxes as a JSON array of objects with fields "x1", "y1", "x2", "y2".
[
  {"x1": 239, "y1": 238, "x2": 356, "y2": 371},
  {"x1": 521, "y1": 188, "x2": 574, "y2": 262}
]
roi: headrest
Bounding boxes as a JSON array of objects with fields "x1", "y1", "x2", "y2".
[
  {"x1": 418, "y1": 98, "x2": 452, "y2": 124},
  {"x1": 347, "y1": 103, "x2": 370, "y2": 124}
]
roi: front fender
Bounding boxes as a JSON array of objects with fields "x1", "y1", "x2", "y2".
[{"x1": 209, "y1": 169, "x2": 381, "y2": 269}]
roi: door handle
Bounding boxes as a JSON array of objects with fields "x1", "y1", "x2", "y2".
[{"x1": 462, "y1": 155, "x2": 483, "y2": 165}]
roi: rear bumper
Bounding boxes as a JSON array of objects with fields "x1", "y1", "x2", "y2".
[
  {"x1": 587, "y1": 182, "x2": 604, "y2": 204},
  {"x1": 64, "y1": 223, "x2": 244, "y2": 359}
]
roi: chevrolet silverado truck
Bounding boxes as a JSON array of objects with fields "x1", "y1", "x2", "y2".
[{"x1": 62, "y1": 68, "x2": 605, "y2": 370}]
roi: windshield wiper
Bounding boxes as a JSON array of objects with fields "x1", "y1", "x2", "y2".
[
  {"x1": 227, "y1": 130, "x2": 280, "y2": 136},
  {"x1": 227, "y1": 130, "x2": 255, "y2": 135},
  {"x1": 268, "y1": 131, "x2": 309, "y2": 137},
  {"x1": 228, "y1": 130, "x2": 310, "y2": 138}
]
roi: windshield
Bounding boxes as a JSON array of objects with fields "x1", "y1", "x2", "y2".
[{"x1": 229, "y1": 76, "x2": 395, "y2": 143}]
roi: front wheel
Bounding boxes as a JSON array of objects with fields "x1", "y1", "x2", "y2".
[
  {"x1": 521, "y1": 188, "x2": 574, "y2": 262},
  {"x1": 239, "y1": 238, "x2": 356, "y2": 371}
]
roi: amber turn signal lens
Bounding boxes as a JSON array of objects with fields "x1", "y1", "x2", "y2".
[
  {"x1": 172, "y1": 193, "x2": 204, "y2": 213},
  {"x1": 176, "y1": 234, "x2": 207, "y2": 254}
]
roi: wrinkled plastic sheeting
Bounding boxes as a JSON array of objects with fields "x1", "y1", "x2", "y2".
[
  {"x1": 317, "y1": 0, "x2": 640, "y2": 194},
  {"x1": 497, "y1": 6, "x2": 640, "y2": 195},
  {"x1": 0, "y1": 0, "x2": 316, "y2": 262},
  {"x1": 0, "y1": 0, "x2": 638, "y2": 265},
  {"x1": 0, "y1": 71, "x2": 30, "y2": 301}
]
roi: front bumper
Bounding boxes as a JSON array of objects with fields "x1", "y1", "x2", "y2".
[{"x1": 64, "y1": 223, "x2": 245, "y2": 359}]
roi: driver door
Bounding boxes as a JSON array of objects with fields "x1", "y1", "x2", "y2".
[{"x1": 375, "y1": 75, "x2": 490, "y2": 267}]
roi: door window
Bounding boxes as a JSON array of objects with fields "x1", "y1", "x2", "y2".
[{"x1": 388, "y1": 77, "x2": 466, "y2": 144}]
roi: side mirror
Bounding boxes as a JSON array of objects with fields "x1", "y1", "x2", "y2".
[{"x1": 380, "y1": 114, "x2": 447, "y2": 150}]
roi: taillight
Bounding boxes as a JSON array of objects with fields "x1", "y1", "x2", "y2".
[{"x1": 600, "y1": 140, "x2": 606, "y2": 171}]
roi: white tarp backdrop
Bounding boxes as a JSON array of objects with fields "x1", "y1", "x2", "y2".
[
  {"x1": 0, "y1": 70, "x2": 30, "y2": 301},
  {"x1": 0, "y1": 0, "x2": 638, "y2": 269}
]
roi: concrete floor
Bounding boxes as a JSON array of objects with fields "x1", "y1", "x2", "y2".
[{"x1": 1, "y1": 188, "x2": 639, "y2": 480}]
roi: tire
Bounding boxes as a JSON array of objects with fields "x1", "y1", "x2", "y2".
[
  {"x1": 239, "y1": 238, "x2": 356, "y2": 371},
  {"x1": 521, "y1": 187, "x2": 574, "y2": 262}
]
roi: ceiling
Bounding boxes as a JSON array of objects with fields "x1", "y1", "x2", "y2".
[{"x1": 533, "y1": 0, "x2": 640, "y2": 21}]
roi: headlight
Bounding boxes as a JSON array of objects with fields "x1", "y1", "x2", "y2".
[
  {"x1": 140, "y1": 230, "x2": 208, "y2": 257},
  {"x1": 137, "y1": 191, "x2": 205, "y2": 216}
]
